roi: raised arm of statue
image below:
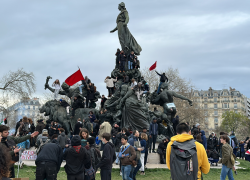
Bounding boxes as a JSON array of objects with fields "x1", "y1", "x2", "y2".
[
  {"x1": 110, "y1": 27, "x2": 118, "y2": 33},
  {"x1": 172, "y1": 92, "x2": 193, "y2": 106}
]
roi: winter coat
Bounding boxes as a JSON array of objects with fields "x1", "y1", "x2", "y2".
[
  {"x1": 35, "y1": 140, "x2": 63, "y2": 172},
  {"x1": 37, "y1": 136, "x2": 50, "y2": 147},
  {"x1": 158, "y1": 142, "x2": 168, "y2": 154},
  {"x1": 60, "y1": 100, "x2": 69, "y2": 108},
  {"x1": 149, "y1": 122, "x2": 158, "y2": 136},
  {"x1": 140, "y1": 139, "x2": 146, "y2": 153},
  {"x1": 119, "y1": 53, "x2": 127, "y2": 61},
  {"x1": 111, "y1": 127, "x2": 120, "y2": 137},
  {"x1": 96, "y1": 142, "x2": 116, "y2": 170},
  {"x1": 87, "y1": 85, "x2": 95, "y2": 100},
  {"x1": 58, "y1": 132, "x2": 68, "y2": 149},
  {"x1": 156, "y1": 71, "x2": 168, "y2": 82},
  {"x1": 63, "y1": 146, "x2": 91, "y2": 175},
  {"x1": 200, "y1": 130, "x2": 207, "y2": 150},
  {"x1": 72, "y1": 99, "x2": 83, "y2": 110},
  {"x1": 166, "y1": 134, "x2": 210, "y2": 179},
  {"x1": 99, "y1": 122, "x2": 112, "y2": 139},
  {"x1": 115, "y1": 133, "x2": 123, "y2": 152},
  {"x1": 89, "y1": 114, "x2": 96, "y2": 123},
  {"x1": 119, "y1": 143, "x2": 136, "y2": 166},
  {"x1": 101, "y1": 97, "x2": 107, "y2": 108},
  {"x1": 36, "y1": 122, "x2": 45, "y2": 134},
  {"x1": 104, "y1": 78, "x2": 117, "y2": 88},
  {"x1": 74, "y1": 122, "x2": 83, "y2": 135},
  {"x1": 30, "y1": 123, "x2": 35, "y2": 133},
  {"x1": 128, "y1": 53, "x2": 135, "y2": 62},
  {"x1": 221, "y1": 143, "x2": 234, "y2": 169}
]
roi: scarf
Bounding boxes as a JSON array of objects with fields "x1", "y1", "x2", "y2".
[{"x1": 73, "y1": 145, "x2": 81, "y2": 153}]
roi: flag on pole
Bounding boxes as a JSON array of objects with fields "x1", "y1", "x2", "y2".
[
  {"x1": 65, "y1": 69, "x2": 84, "y2": 86},
  {"x1": 149, "y1": 61, "x2": 157, "y2": 71}
]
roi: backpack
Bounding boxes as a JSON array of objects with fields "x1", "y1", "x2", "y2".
[
  {"x1": 90, "y1": 147, "x2": 101, "y2": 170},
  {"x1": 36, "y1": 138, "x2": 50, "y2": 155},
  {"x1": 170, "y1": 139, "x2": 199, "y2": 180},
  {"x1": 207, "y1": 138, "x2": 214, "y2": 150}
]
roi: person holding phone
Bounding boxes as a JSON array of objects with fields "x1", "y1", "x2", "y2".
[{"x1": 0, "y1": 125, "x2": 39, "y2": 178}]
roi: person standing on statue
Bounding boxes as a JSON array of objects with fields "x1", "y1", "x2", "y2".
[
  {"x1": 127, "y1": 51, "x2": 135, "y2": 70},
  {"x1": 119, "y1": 50, "x2": 127, "y2": 72},
  {"x1": 115, "y1": 48, "x2": 121, "y2": 69},
  {"x1": 110, "y1": 2, "x2": 142, "y2": 55},
  {"x1": 52, "y1": 79, "x2": 61, "y2": 100},
  {"x1": 155, "y1": 71, "x2": 168, "y2": 94}
]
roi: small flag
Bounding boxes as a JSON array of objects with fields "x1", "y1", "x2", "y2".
[
  {"x1": 149, "y1": 61, "x2": 157, "y2": 71},
  {"x1": 65, "y1": 69, "x2": 84, "y2": 86}
]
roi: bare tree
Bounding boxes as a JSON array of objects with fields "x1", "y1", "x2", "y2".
[{"x1": 141, "y1": 66, "x2": 205, "y2": 127}]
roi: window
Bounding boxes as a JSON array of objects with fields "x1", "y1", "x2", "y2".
[
  {"x1": 28, "y1": 106, "x2": 30, "y2": 109},
  {"x1": 214, "y1": 111, "x2": 218, "y2": 116},
  {"x1": 234, "y1": 103, "x2": 237, "y2": 109},
  {"x1": 235, "y1": 110, "x2": 238, "y2": 114},
  {"x1": 204, "y1": 104, "x2": 208, "y2": 109},
  {"x1": 205, "y1": 93, "x2": 207, "y2": 97},
  {"x1": 205, "y1": 117, "x2": 208, "y2": 122},
  {"x1": 214, "y1": 117, "x2": 218, "y2": 123},
  {"x1": 223, "y1": 103, "x2": 228, "y2": 108},
  {"x1": 224, "y1": 92, "x2": 228, "y2": 95},
  {"x1": 204, "y1": 98, "x2": 208, "y2": 102},
  {"x1": 234, "y1": 97, "x2": 237, "y2": 102},
  {"x1": 214, "y1": 98, "x2": 217, "y2": 102},
  {"x1": 204, "y1": 111, "x2": 208, "y2": 116},
  {"x1": 33, "y1": 106, "x2": 35, "y2": 110},
  {"x1": 214, "y1": 93, "x2": 217, "y2": 96},
  {"x1": 214, "y1": 104, "x2": 217, "y2": 109}
]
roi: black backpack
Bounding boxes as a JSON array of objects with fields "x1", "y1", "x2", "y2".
[
  {"x1": 170, "y1": 139, "x2": 199, "y2": 180},
  {"x1": 89, "y1": 147, "x2": 101, "y2": 171}
]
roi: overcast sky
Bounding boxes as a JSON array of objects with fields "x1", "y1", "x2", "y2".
[{"x1": 1, "y1": 0, "x2": 250, "y2": 100}]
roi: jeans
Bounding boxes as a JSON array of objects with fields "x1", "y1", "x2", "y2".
[
  {"x1": 100, "y1": 169, "x2": 111, "y2": 180},
  {"x1": 108, "y1": 87, "x2": 114, "y2": 97},
  {"x1": 128, "y1": 61, "x2": 133, "y2": 70},
  {"x1": 67, "y1": 171, "x2": 85, "y2": 180},
  {"x1": 79, "y1": 85, "x2": 84, "y2": 94},
  {"x1": 130, "y1": 159, "x2": 142, "y2": 179},
  {"x1": 157, "y1": 82, "x2": 163, "y2": 94},
  {"x1": 36, "y1": 161, "x2": 57, "y2": 180},
  {"x1": 220, "y1": 164, "x2": 234, "y2": 180},
  {"x1": 115, "y1": 152, "x2": 120, "y2": 164},
  {"x1": 122, "y1": 165, "x2": 133, "y2": 180},
  {"x1": 120, "y1": 61, "x2": 126, "y2": 72},
  {"x1": 149, "y1": 135, "x2": 157, "y2": 151}
]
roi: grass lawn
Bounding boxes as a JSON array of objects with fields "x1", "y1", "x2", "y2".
[{"x1": 15, "y1": 160, "x2": 250, "y2": 180}]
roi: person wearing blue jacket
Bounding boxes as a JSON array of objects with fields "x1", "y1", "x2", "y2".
[
  {"x1": 200, "y1": 130, "x2": 207, "y2": 150},
  {"x1": 149, "y1": 118, "x2": 158, "y2": 153}
]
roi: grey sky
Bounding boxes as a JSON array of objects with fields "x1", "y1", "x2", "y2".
[{"x1": 0, "y1": 0, "x2": 250, "y2": 99}]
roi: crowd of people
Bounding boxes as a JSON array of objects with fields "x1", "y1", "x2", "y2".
[{"x1": 116, "y1": 49, "x2": 140, "y2": 72}]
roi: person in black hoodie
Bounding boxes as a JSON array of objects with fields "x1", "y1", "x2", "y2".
[
  {"x1": 96, "y1": 133, "x2": 116, "y2": 180},
  {"x1": 35, "y1": 138, "x2": 63, "y2": 180},
  {"x1": 72, "y1": 96, "x2": 84, "y2": 117},
  {"x1": 119, "y1": 50, "x2": 127, "y2": 72},
  {"x1": 172, "y1": 115, "x2": 179, "y2": 134},
  {"x1": 74, "y1": 118, "x2": 83, "y2": 135},
  {"x1": 63, "y1": 135, "x2": 91, "y2": 180},
  {"x1": 15, "y1": 119, "x2": 22, "y2": 135},
  {"x1": 155, "y1": 70, "x2": 168, "y2": 94},
  {"x1": 157, "y1": 137, "x2": 169, "y2": 164}
]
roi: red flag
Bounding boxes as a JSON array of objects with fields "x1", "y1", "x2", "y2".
[
  {"x1": 149, "y1": 61, "x2": 157, "y2": 71},
  {"x1": 65, "y1": 69, "x2": 84, "y2": 86}
]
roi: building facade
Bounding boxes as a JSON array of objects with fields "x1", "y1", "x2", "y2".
[
  {"x1": 193, "y1": 87, "x2": 247, "y2": 131},
  {"x1": 7, "y1": 97, "x2": 47, "y2": 130}
]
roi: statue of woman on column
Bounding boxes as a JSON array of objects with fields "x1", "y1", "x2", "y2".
[{"x1": 110, "y1": 2, "x2": 142, "y2": 55}]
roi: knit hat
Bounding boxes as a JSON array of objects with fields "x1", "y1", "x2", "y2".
[
  {"x1": 195, "y1": 123, "x2": 200, "y2": 128},
  {"x1": 71, "y1": 135, "x2": 81, "y2": 146},
  {"x1": 42, "y1": 130, "x2": 48, "y2": 136},
  {"x1": 87, "y1": 137, "x2": 95, "y2": 145}
]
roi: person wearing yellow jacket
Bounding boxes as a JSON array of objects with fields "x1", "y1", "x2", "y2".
[{"x1": 166, "y1": 123, "x2": 210, "y2": 179}]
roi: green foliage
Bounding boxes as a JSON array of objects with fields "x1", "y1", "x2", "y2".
[{"x1": 221, "y1": 111, "x2": 249, "y2": 132}]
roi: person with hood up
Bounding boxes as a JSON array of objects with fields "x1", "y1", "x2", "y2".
[
  {"x1": 35, "y1": 137, "x2": 63, "y2": 180},
  {"x1": 58, "y1": 128, "x2": 68, "y2": 149},
  {"x1": 63, "y1": 135, "x2": 91, "y2": 180},
  {"x1": 200, "y1": 130, "x2": 207, "y2": 150},
  {"x1": 166, "y1": 123, "x2": 210, "y2": 179},
  {"x1": 157, "y1": 137, "x2": 169, "y2": 164},
  {"x1": 96, "y1": 133, "x2": 116, "y2": 180},
  {"x1": 36, "y1": 130, "x2": 50, "y2": 149}
]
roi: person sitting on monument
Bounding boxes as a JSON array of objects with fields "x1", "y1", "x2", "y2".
[
  {"x1": 122, "y1": 73, "x2": 129, "y2": 84},
  {"x1": 89, "y1": 111, "x2": 96, "y2": 123},
  {"x1": 130, "y1": 78, "x2": 137, "y2": 88},
  {"x1": 59, "y1": 99, "x2": 70, "y2": 114},
  {"x1": 133, "y1": 56, "x2": 140, "y2": 69},
  {"x1": 119, "y1": 50, "x2": 127, "y2": 72},
  {"x1": 155, "y1": 71, "x2": 168, "y2": 94},
  {"x1": 133, "y1": 82, "x2": 148, "y2": 101},
  {"x1": 104, "y1": 76, "x2": 117, "y2": 97},
  {"x1": 127, "y1": 51, "x2": 135, "y2": 70},
  {"x1": 52, "y1": 79, "x2": 61, "y2": 100}
]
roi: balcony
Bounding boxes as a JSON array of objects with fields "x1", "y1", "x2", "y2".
[{"x1": 222, "y1": 100, "x2": 230, "y2": 102}]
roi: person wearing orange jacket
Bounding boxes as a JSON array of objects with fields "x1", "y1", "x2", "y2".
[{"x1": 166, "y1": 123, "x2": 210, "y2": 179}]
